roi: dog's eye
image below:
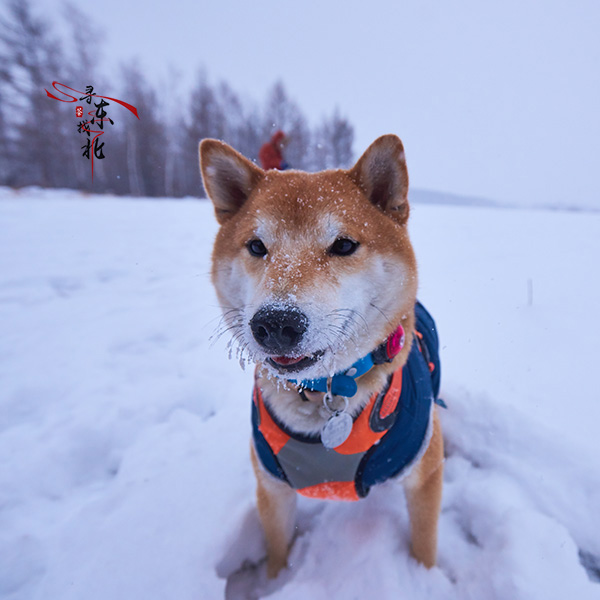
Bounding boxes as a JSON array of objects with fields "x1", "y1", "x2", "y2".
[
  {"x1": 329, "y1": 238, "x2": 359, "y2": 256},
  {"x1": 247, "y1": 239, "x2": 268, "y2": 257}
]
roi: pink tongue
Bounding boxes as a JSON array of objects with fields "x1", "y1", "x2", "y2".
[{"x1": 271, "y1": 356, "x2": 304, "y2": 366}]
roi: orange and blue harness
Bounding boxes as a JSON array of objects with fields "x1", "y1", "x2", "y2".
[{"x1": 251, "y1": 302, "x2": 442, "y2": 501}]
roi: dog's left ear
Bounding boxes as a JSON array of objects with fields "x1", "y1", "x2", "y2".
[
  {"x1": 348, "y1": 134, "x2": 409, "y2": 224},
  {"x1": 199, "y1": 139, "x2": 264, "y2": 224}
]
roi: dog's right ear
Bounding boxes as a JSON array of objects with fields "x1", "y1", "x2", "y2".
[
  {"x1": 348, "y1": 135, "x2": 410, "y2": 225},
  {"x1": 199, "y1": 139, "x2": 264, "y2": 224}
]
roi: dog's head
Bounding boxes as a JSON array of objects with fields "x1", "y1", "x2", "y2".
[{"x1": 200, "y1": 135, "x2": 417, "y2": 380}]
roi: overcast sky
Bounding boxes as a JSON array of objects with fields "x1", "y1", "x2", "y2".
[{"x1": 35, "y1": 0, "x2": 600, "y2": 207}]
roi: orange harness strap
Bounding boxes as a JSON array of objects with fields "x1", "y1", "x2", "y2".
[
  {"x1": 254, "y1": 367, "x2": 404, "y2": 503},
  {"x1": 254, "y1": 387, "x2": 290, "y2": 454}
]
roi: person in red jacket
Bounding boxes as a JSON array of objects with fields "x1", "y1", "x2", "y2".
[{"x1": 259, "y1": 130, "x2": 289, "y2": 170}]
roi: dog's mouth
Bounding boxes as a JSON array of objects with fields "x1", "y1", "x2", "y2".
[{"x1": 267, "y1": 352, "x2": 322, "y2": 373}]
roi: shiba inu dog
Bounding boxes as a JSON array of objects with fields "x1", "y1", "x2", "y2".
[{"x1": 200, "y1": 135, "x2": 444, "y2": 578}]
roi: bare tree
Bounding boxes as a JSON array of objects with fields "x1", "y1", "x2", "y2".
[
  {"x1": 0, "y1": 87, "x2": 10, "y2": 183},
  {"x1": 262, "y1": 81, "x2": 311, "y2": 170},
  {"x1": 312, "y1": 108, "x2": 354, "y2": 170},
  {"x1": 60, "y1": 2, "x2": 108, "y2": 190},
  {"x1": 216, "y1": 81, "x2": 262, "y2": 163},
  {"x1": 180, "y1": 70, "x2": 227, "y2": 196},
  {"x1": 0, "y1": 0, "x2": 73, "y2": 188},
  {"x1": 161, "y1": 65, "x2": 185, "y2": 197},
  {"x1": 328, "y1": 108, "x2": 354, "y2": 168},
  {"x1": 117, "y1": 61, "x2": 168, "y2": 197}
]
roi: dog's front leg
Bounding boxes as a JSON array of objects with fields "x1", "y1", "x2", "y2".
[
  {"x1": 250, "y1": 443, "x2": 297, "y2": 578},
  {"x1": 402, "y1": 410, "x2": 444, "y2": 568}
]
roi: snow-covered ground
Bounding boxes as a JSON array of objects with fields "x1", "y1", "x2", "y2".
[{"x1": 1, "y1": 187, "x2": 599, "y2": 599}]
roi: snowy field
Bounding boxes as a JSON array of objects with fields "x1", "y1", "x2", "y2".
[{"x1": 1, "y1": 187, "x2": 600, "y2": 600}]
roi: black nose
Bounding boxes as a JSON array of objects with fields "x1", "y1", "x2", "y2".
[{"x1": 250, "y1": 306, "x2": 308, "y2": 353}]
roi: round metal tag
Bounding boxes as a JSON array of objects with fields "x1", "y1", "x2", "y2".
[{"x1": 321, "y1": 411, "x2": 353, "y2": 449}]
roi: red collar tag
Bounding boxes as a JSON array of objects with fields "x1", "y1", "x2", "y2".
[{"x1": 386, "y1": 325, "x2": 405, "y2": 360}]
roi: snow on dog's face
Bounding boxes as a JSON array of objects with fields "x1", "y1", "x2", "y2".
[{"x1": 200, "y1": 135, "x2": 418, "y2": 380}]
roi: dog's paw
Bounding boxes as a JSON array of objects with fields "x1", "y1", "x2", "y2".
[
  {"x1": 224, "y1": 557, "x2": 293, "y2": 600},
  {"x1": 216, "y1": 506, "x2": 293, "y2": 598},
  {"x1": 223, "y1": 559, "x2": 266, "y2": 600},
  {"x1": 266, "y1": 555, "x2": 288, "y2": 580}
]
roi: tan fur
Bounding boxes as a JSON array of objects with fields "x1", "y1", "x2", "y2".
[
  {"x1": 201, "y1": 135, "x2": 444, "y2": 578},
  {"x1": 250, "y1": 443, "x2": 297, "y2": 578},
  {"x1": 403, "y1": 410, "x2": 444, "y2": 567}
]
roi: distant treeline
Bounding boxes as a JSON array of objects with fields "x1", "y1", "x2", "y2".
[{"x1": 0, "y1": 1, "x2": 354, "y2": 198}]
